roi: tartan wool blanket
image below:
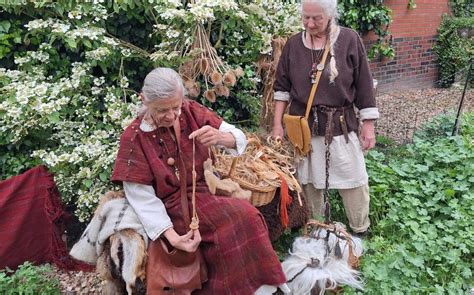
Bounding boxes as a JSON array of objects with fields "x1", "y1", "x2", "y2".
[{"x1": 0, "y1": 166, "x2": 87, "y2": 271}]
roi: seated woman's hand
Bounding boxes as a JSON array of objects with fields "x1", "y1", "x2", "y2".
[
  {"x1": 163, "y1": 228, "x2": 201, "y2": 253},
  {"x1": 189, "y1": 125, "x2": 236, "y2": 149}
]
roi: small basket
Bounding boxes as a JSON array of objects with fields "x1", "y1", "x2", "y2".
[
  {"x1": 226, "y1": 157, "x2": 277, "y2": 207},
  {"x1": 235, "y1": 178, "x2": 276, "y2": 207}
]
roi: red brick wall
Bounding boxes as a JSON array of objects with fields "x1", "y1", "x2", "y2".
[{"x1": 364, "y1": 0, "x2": 451, "y2": 90}]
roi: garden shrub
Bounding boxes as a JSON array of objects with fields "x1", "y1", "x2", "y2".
[
  {"x1": 449, "y1": 0, "x2": 474, "y2": 17},
  {"x1": 433, "y1": 15, "x2": 473, "y2": 88},
  {"x1": 343, "y1": 112, "x2": 474, "y2": 294},
  {"x1": 0, "y1": 262, "x2": 60, "y2": 294},
  {"x1": 0, "y1": 0, "x2": 301, "y2": 221},
  {"x1": 0, "y1": 0, "x2": 399, "y2": 222}
]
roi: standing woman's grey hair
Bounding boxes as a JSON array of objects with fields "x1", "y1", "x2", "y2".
[
  {"x1": 300, "y1": 0, "x2": 338, "y2": 18},
  {"x1": 301, "y1": 0, "x2": 340, "y2": 83},
  {"x1": 141, "y1": 68, "x2": 186, "y2": 103}
]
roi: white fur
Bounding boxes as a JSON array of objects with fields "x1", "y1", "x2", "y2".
[
  {"x1": 310, "y1": 227, "x2": 364, "y2": 260},
  {"x1": 282, "y1": 236, "x2": 363, "y2": 294}
]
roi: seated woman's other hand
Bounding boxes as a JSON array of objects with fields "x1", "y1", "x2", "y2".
[{"x1": 163, "y1": 228, "x2": 202, "y2": 253}]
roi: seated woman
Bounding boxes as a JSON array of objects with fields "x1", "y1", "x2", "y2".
[{"x1": 112, "y1": 68, "x2": 288, "y2": 294}]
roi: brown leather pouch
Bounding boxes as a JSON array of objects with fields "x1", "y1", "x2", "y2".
[
  {"x1": 283, "y1": 114, "x2": 311, "y2": 155},
  {"x1": 146, "y1": 239, "x2": 207, "y2": 295},
  {"x1": 283, "y1": 44, "x2": 330, "y2": 156}
]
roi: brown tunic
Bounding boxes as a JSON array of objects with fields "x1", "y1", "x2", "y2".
[{"x1": 274, "y1": 27, "x2": 376, "y2": 136}]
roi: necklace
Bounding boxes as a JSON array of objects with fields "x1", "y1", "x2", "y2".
[
  {"x1": 308, "y1": 32, "x2": 326, "y2": 84},
  {"x1": 157, "y1": 127, "x2": 179, "y2": 178}
]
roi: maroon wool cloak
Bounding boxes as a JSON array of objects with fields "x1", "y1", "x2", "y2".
[{"x1": 112, "y1": 99, "x2": 286, "y2": 294}]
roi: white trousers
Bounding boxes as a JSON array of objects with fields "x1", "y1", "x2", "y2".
[{"x1": 303, "y1": 183, "x2": 370, "y2": 233}]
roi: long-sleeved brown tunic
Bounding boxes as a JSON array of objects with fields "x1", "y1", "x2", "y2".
[
  {"x1": 274, "y1": 27, "x2": 379, "y2": 189},
  {"x1": 274, "y1": 27, "x2": 376, "y2": 136}
]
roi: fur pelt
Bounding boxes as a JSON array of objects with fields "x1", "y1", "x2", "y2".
[
  {"x1": 282, "y1": 237, "x2": 364, "y2": 295},
  {"x1": 310, "y1": 225, "x2": 364, "y2": 263},
  {"x1": 97, "y1": 229, "x2": 147, "y2": 295},
  {"x1": 71, "y1": 191, "x2": 148, "y2": 295},
  {"x1": 70, "y1": 191, "x2": 148, "y2": 264}
]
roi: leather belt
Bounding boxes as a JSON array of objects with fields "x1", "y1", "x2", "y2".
[{"x1": 311, "y1": 104, "x2": 353, "y2": 144}]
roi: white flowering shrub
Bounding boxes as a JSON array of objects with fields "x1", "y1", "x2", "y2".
[{"x1": 0, "y1": 0, "x2": 301, "y2": 222}]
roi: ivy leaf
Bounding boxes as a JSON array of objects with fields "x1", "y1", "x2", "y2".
[
  {"x1": 48, "y1": 112, "x2": 60, "y2": 123},
  {"x1": 0, "y1": 21, "x2": 11, "y2": 33},
  {"x1": 65, "y1": 37, "x2": 77, "y2": 49},
  {"x1": 84, "y1": 179, "x2": 93, "y2": 188},
  {"x1": 99, "y1": 172, "x2": 108, "y2": 182}
]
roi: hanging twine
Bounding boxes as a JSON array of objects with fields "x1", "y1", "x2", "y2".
[{"x1": 190, "y1": 137, "x2": 199, "y2": 230}]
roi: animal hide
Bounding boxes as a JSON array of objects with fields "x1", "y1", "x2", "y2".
[
  {"x1": 97, "y1": 229, "x2": 146, "y2": 295},
  {"x1": 282, "y1": 236, "x2": 364, "y2": 295},
  {"x1": 70, "y1": 191, "x2": 148, "y2": 264},
  {"x1": 71, "y1": 191, "x2": 147, "y2": 295}
]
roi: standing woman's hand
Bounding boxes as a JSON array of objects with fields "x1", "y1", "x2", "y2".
[
  {"x1": 272, "y1": 124, "x2": 284, "y2": 139},
  {"x1": 360, "y1": 120, "x2": 376, "y2": 151}
]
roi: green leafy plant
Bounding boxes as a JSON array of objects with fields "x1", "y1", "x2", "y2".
[
  {"x1": 0, "y1": 262, "x2": 60, "y2": 294},
  {"x1": 449, "y1": 0, "x2": 474, "y2": 17},
  {"x1": 344, "y1": 112, "x2": 474, "y2": 293},
  {"x1": 433, "y1": 15, "x2": 474, "y2": 87},
  {"x1": 337, "y1": 0, "x2": 394, "y2": 60},
  {"x1": 367, "y1": 40, "x2": 395, "y2": 60}
]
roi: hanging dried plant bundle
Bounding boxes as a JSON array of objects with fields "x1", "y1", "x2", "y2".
[
  {"x1": 213, "y1": 134, "x2": 302, "y2": 195},
  {"x1": 179, "y1": 23, "x2": 241, "y2": 101},
  {"x1": 210, "y1": 71, "x2": 223, "y2": 85},
  {"x1": 257, "y1": 37, "x2": 288, "y2": 131},
  {"x1": 214, "y1": 85, "x2": 230, "y2": 97},
  {"x1": 204, "y1": 89, "x2": 216, "y2": 103},
  {"x1": 187, "y1": 81, "x2": 201, "y2": 98},
  {"x1": 233, "y1": 66, "x2": 245, "y2": 78},
  {"x1": 180, "y1": 61, "x2": 194, "y2": 81},
  {"x1": 199, "y1": 57, "x2": 210, "y2": 75},
  {"x1": 223, "y1": 70, "x2": 237, "y2": 87}
]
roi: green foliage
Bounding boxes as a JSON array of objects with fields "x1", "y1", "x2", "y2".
[
  {"x1": 272, "y1": 228, "x2": 302, "y2": 261},
  {"x1": 433, "y1": 15, "x2": 474, "y2": 88},
  {"x1": 407, "y1": 0, "x2": 417, "y2": 9},
  {"x1": 0, "y1": 262, "x2": 60, "y2": 294},
  {"x1": 343, "y1": 112, "x2": 474, "y2": 293},
  {"x1": 338, "y1": 0, "x2": 394, "y2": 60},
  {"x1": 449, "y1": 0, "x2": 474, "y2": 17}
]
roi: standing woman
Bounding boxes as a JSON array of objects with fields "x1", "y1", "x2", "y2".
[
  {"x1": 272, "y1": 0, "x2": 379, "y2": 235},
  {"x1": 112, "y1": 68, "x2": 288, "y2": 294}
]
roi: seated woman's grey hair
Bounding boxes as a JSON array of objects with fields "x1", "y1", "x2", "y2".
[{"x1": 142, "y1": 68, "x2": 187, "y2": 103}]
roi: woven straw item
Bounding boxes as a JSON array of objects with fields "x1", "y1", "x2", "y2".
[
  {"x1": 235, "y1": 177, "x2": 276, "y2": 207},
  {"x1": 213, "y1": 134, "x2": 302, "y2": 207}
]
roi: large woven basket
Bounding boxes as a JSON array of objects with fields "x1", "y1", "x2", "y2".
[{"x1": 235, "y1": 178, "x2": 276, "y2": 207}]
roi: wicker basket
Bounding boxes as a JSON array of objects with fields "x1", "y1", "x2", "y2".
[
  {"x1": 235, "y1": 178, "x2": 277, "y2": 207},
  {"x1": 226, "y1": 157, "x2": 277, "y2": 207}
]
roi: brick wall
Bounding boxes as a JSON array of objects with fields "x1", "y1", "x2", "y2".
[{"x1": 364, "y1": 0, "x2": 451, "y2": 91}]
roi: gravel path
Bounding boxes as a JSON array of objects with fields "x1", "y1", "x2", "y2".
[
  {"x1": 376, "y1": 86, "x2": 473, "y2": 143},
  {"x1": 47, "y1": 86, "x2": 473, "y2": 293}
]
